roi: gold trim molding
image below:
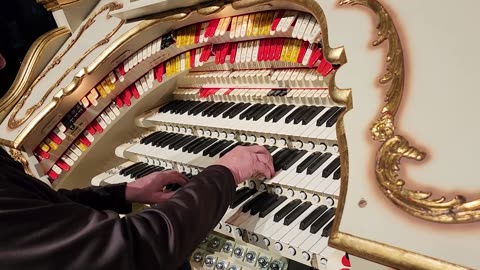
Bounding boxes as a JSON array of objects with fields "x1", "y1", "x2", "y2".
[
  {"x1": 37, "y1": 0, "x2": 82, "y2": 12},
  {"x1": 330, "y1": 0, "x2": 472, "y2": 269},
  {"x1": 7, "y1": 2, "x2": 124, "y2": 129},
  {"x1": 9, "y1": 149, "x2": 33, "y2": 176},
  {"x1": 341, "y1": 0, "x2": 480, "y2": 224},
  {"x1": 0, "y1": 27, "x2": 71, "y2": 125}
]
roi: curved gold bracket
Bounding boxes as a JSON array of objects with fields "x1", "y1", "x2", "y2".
[
  {"x1": 7, "y1": 2, "x2": 124, "y2": 129},
  {"x1": 0, "y1": 27, "x2": 71, "y2": 125},
  {"x1": 340, "y1": 0, "x2": 480, "y2": 224}
]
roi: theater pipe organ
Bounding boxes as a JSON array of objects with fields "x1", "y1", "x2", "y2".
[{"x1": 1, "y1": 0, "x2": 479, "y2": 269}]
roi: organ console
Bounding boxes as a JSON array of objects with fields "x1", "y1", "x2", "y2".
[{"x1": 2, "y1": 0, "x2": 479, "y2": 269}]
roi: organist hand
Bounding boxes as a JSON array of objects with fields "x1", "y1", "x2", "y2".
[
  {"x1": 125, "y1": 170, "x2": 188, "y2": 204},
  {"x1": 214, "y1": 145, "x2": 275, "y2": 185}
]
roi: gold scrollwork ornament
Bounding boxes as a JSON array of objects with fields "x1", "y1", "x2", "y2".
[{"x1": 340, "y1": 0, "x2": 480, "y2": 224}]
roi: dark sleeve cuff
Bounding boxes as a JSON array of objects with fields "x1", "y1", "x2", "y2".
[{"x1": 103, "y1": 183, "x2": 132, "y2": 214}]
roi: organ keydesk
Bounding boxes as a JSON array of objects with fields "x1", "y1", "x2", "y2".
[{"x1": 2, "y1": 0, "x2": 480, "y2": 269}]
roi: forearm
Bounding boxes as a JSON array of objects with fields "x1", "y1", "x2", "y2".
[{"x1": 58, "y1": 183, "x2": 132, "y2": 213}]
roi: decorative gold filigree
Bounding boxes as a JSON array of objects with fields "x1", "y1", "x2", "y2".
[
  {"x1": 37, "y1": 0, "x2": 81, "y2": 11},
  {"x1": 8, "y1": 2, "x2": 124, "y2": 129},
  {"x1": 0, "y1": 27, "x2": 70, "y2": 124},
  {"x1": 340, "y1": 0, "x2": 480, "y2": 224},
  {"x1": 9, "y1": 148, "x2": 32, "y2": 176}
]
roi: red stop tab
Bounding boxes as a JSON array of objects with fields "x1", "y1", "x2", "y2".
[
  {"x1": 35, "y1": 148, "x2": 50, "y2": 160},
  {"x1": 118, "y1": 63, "x2": 126, "y2": 76},
  {"x1": 86, "y1": 125, "x2": 96, "y2": 135},
  {"x1": 48, "y1": 170, "x2": 59, "y2": 182},
  {"x1": 114, "y1": 96, "x2": 124, "y2": 108},
  {"x1": 56, "y1": 159, "x2": 70, "y2": 171},
  {"x1": 78, "y1": 135, "x2": 91, "y2": 147},
  {"x1": 91, "y1": 120, "x2": 104, "y2": 133},
  {"x1": 130, "y1": 85, "x2": 140, "y2": 99},
  {"x1": 48, "y1": 133, "x2": 62, "y2": 144}
]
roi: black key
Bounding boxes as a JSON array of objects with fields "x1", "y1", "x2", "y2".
[
  {"x1": 307, "y1": 153, "x2": 333, "y2": 175},
  {"x1": 246, "y1": 104, "x2": 270, "y2": 120},
  {"x1": 322, "y1": 157, "x2": 340, "y2": 178},
  {"x1": 188, "y1": 102, "x2": 210, "y2": 115},
  {"x1": 166, "y1": 100, "x2": 187, "y2": 113},
  {"x1": 274, "y1": 149, "x2": 296, "y2": 171},
  {"x1": 299, "y1": 205, "x2": 328, "y2": 230},
  {"x1": 132, "y1": 165, "x2": 156, "y2": 179},
  {"x1": 265, "y1": 104, "x2": 287, "y2": 122},
  {"x1": 124, "y1": 163, "x2": 149, "y2": 177},
  {"x1": 209, "y1": 141, "x2": 234, "y2": 157},
  {"x1": 136, "y1": 166, "x2": 161, "y2": 178},
  {"x1": 173, "y1": 101, "x2": 194, "y2": 114},
  {"x1": 282, "y1": 150, "x2": 308, "y2": 170},
  {"x1": 160, "y1": 133, "x2": 184, "y2": 148},
  {"x1": 310, "y1": 207, "x2": 336, "y2": 234},
  {"x1": 232, "y1": 187, "x2": 249, "y2": 201},
  {"x1": 259, "y1": 196, "x2": 288, "y2": 218},
  {"x1": 192, "y1": 102, "x2": 215, "y2": 116},
  {"x1": 192, "y1": 138, "x2": 217, "y2": 154},
  {"x1": 265, "y1": 145, "x2": 278, "y2": 153},
  {"x1": 253, "y1": 104, "x2": 276, "y2": 121},
  {"x1": 140, "y1": 132, "x2": 161, "y2": 144},
  {"x1": 250, "y1": 193, "x2": 278, "y2": 215},
  {"x1": 241, "y1": 192, "x2": 270, "y2": 213},
  {"x1": 285, "y1": 105, "x2": 307, "y2": 124},
  {"x1": 202, "y1": 102, "x2": 223, "y2": 116},
  {"x1": 292, "y1": 106, "x2": 312, "y2": 124},
  {"x1": 284, "y1": 201, "x2": 312, "y2": 225},
  {"x1": 159, "y1": 100, "x2": 181, "y2": 113},
  {"x1": 120, "y1": 162, "x2": 144, "y2": 176},
  {"x1": 219, "y1": 142, "x2": 242, "y2": 157},
  {"x1": 180, "y1": 101, "x2": 201, "y2": 114},
  {"x1": 240, "y1": 104, "x2": 262, "y2": 120},
  {"x1": 231, "y1": 103, "x2": 252, "y2": 119},
  {"x1": 333, "y1": 167, "x2": 341, "y2": 180},
  {"x1": 322, "y1": 218, "x2": 335, "y2": 237},
  {"x1": 273, "y1": 199, "x2": 301, "y2": 222},
  {"x1": 231, "y1": 189, "x2": 257, "y2": 208},
  {"x1": 169, "y1": 135, "x2": 192, "y2": 149},
  {"x1": 212, "y1": 102, "x2": 235, "y2": 117},
  {"x1": 222, "y1": 103, "x2": 244, "y2": 118},
  {"x1": 173, "y1": 136, "x2": 197, "y2": 150},
  {"x1": 203, "y1": 140, "x2": 225, "y2": 156},
  {"x1": 185, "y1": 137, "x2": 209, "y2": 152},
  {"x1": 152, "y1": 133, "x2": 176, "y2": 146},
  {"x1": 302, "y1": 106, "x2": 325, "y2": 125},
  {"x1": 272, "y1": 105, "x2": 295, "y2": 123},
  {"x1": 182, "y1": 137, "x2": 206, "y2": 152},
  {"x1": 279, "y1": 89, "x2": 289, "y2": 96},
  {"x1": 143, "y1": 132, "x2": 168, "y2": 145},
  {"x1": 316, "y1": 106, "x2": 340, "y2": 126},
  {"x1": 326, "y1": 107, "x2": 345, "y2": 127},
  {"x1": 296, "y1": 152, "x2": 322, "y2": 173}
]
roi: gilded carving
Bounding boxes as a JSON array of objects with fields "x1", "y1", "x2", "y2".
[
  {"x1": 9, "y1": 149, "x2": 32, "y2": 176},
  {"x1": 339, "y1": 0, "x2": 480, "y2": 224},
  {"x1": 8, "y1": 2, "x2": 124, "y2": 129},
  {"x1": 0, "y1": 27, "x2": 71, "y2": 124}
]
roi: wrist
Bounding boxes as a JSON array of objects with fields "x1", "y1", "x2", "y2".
[{"x1": 125, "y1": 182, "x2": 141, "y2": 202}]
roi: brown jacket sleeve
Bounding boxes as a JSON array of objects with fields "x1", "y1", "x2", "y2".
[{"x1": 0, "y1": 163, "x2": 236, "y2": 270}]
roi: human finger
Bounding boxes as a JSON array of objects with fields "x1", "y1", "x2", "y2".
[
  {"x1": 250, "y1": 145, "x2": 271, "y2": 156},
  {"x1": 162, "y1": 170, "x2": 189, "y2": 182},
  {"x1": 254, "y1": 158, "x2": 273, "y2": 179},
  {"x1": 256, "y1": 153, "x2": 275, "y2": 176}
]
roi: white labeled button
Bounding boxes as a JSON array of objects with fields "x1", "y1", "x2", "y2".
[
  {"x1": 263, "y1": 238, "x2": 270, "y2": 246},
  {"x1": 313, "y1": 194, "x2": 320, "y2": 203},
  {"x1": 287, "y1": 189, "x2": 295, "y2": 197},
  {"x1": 326, "y1": 197, "x2": 335, "y2": 206},
  {"x1": 275, "y1": 187, "x2": 283, "y2": 195},
  {"x1": 302, "y1": 252, "x2": 311, "y2": 261},
  {"x1": 288, "y1": 247, "x2": 296, "y2": 256},
  {"x1": 275, "y1": 242, "x2": 283, "y2": 251},
  {"x1": 300, "y1": 191, "x2": 307, "y2": 200}
]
